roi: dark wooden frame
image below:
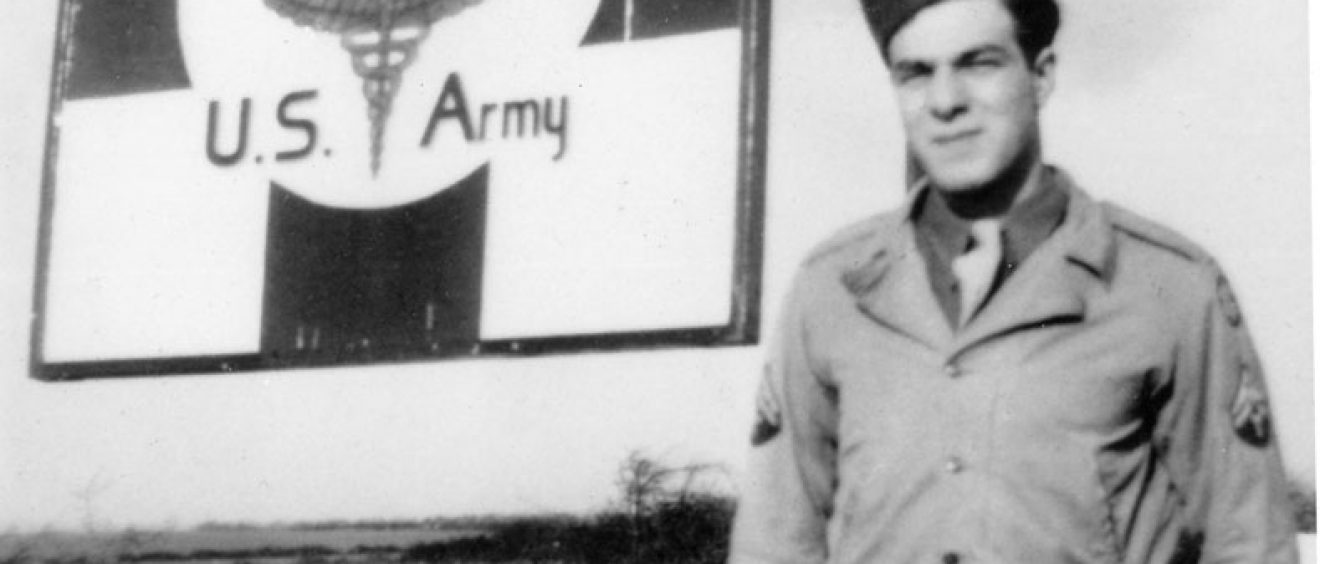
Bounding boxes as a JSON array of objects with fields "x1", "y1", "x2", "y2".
[{"x1": 29, "y1": 0, "x2": 771, "y2": 381}]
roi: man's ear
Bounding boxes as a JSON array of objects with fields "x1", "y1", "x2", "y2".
[{"x1": 1031, "y1": 46, "x2": 1056, "y2": 108}]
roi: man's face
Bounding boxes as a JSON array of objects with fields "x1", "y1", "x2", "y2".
[{"x1": 887, "y1": 0, "x2": 1053, "y2": 193}]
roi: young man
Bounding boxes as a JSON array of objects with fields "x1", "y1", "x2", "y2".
[{"x1": 727, "y1": 0, "x2": 1298, "y2": 562}]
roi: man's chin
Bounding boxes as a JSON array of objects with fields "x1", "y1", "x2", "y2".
[
  {"x1": 916, "y1": 156, "x2": 994, "y2": 192},
  {"x1": 925, "y1": 170, "x2": 992, "y2": 194}
]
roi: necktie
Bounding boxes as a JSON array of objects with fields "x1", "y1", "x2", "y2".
[{"x1": 952, "y1": 219, "x2": 1002, "y2": 327}]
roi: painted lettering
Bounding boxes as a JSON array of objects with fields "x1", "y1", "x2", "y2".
[
  {"x1": 275, "y1": 90, "x2": 319, "y2": 162},
  {"x1": 544, "y1": 96, "x2": 568, "y2": 161},
  {"x1": 420, "y1": 73, "x2": 474, "y2": 147},
  {"x1": 502, "y1": 100, "x2": 540, "y2": 138},
  {"x1": 206, "y1": 98, "x2": 250, "y2": 166},
  {"x1": 420, "y1": 72, "x2": 572, "y2": 161},
  {"x1": 479, "y1": 103, "x2": 499, "y2": 140}
]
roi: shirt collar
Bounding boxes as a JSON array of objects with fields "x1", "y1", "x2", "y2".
[
  {"x1": 912, "y1": 166, "x2": 1069, "y2": 266},
  {"x1": 839, "y1": 168, "x2": 1116, "y2": 314}
]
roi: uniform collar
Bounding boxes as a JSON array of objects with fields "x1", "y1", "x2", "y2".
[
  {"x1": 1051, "y1": 171, "x2": 1115, "y2": 281},
  {"x1": 913, "y1": 166, "x2": 1071, "y2": 269},
  {"x1": 904, "y1": 167, "x2": 1113, "y2": 279},
  {"x1": 843, "y1": 168, "x2": 1116, "y2": 350}
]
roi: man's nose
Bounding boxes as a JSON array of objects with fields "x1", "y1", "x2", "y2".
[{"x1": 926, "y1": 69, "x2": 967, "y2": 121}]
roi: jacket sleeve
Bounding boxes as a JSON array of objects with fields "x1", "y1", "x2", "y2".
[
  {"x1": 1159, "y1": 267, "x2": 1298, "y2": 563},
  {"x1": 728, "y1": 272, "x2": 839, "y2": 564}
]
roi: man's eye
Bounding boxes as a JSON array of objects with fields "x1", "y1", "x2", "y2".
[
  {"x1": 893, "y1": 66, "x2": 931, "y2": 84},
  {"x1": 967, "y1": 57, "x2": 1003, "y2": 69}
]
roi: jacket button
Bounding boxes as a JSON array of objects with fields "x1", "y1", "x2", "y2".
[
  {"x1": 942, "y1": 552, "x2": 961, "y2": 564},
  {"x1": 945, "y1": 456, "x2": 964, "y2": 474}
]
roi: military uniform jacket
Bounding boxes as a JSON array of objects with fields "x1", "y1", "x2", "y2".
[{"x1": 729, "y1": 175, "x2": 1297, "y2": 563}]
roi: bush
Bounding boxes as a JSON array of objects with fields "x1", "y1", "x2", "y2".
[
  {"x1": 1288, "y1": 480, "x2": 1316, "y2": 534},
  {"x1": 399, "y1": 495, "x2": 735, "y2": 563},
  {"x1": 400, "y1": 451, "x2": 735, "y2": 562}
]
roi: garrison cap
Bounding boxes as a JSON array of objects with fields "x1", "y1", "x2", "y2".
[
  {"x1": 860, "y1": 0, "x2": 1062, "y2": 61},
  {"x1": 859, "y1": 0, "x2": 946, "y2": 55}
]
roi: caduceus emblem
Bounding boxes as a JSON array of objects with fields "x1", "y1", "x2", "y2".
[{"x1": 264, "y1": 0, "x2": 484, "y2": 175}]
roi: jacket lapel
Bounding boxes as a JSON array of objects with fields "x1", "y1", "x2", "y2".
[
  {"x1": 844, "y1": 175, "x2": 1115, "y2": 353},
  {"x1": 955, "y1": 181, "x2": 1115, "y2": 351},
  {"x1": 847, "y1": 191, "x2": 956, "y2": 350}
]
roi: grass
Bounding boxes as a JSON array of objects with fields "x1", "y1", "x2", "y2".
[
  {"x1": 4, "y1": 465, "x2": 1306, "y2": 562},
  {"x1": 0, "y1": 497, "x2": 734, "y2": 563},
  {"x1": 0, "y1": 525, "x2": 487, "y2": 563}
]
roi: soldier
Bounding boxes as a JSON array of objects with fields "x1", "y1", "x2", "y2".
[{"x1": 727, "y1": 0, "x2": 1298, "y2": 562}]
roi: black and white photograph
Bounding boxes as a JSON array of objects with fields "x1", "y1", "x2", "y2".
[{"x1": 0, "y1": 0, "x2": 1312, "y2": 562}]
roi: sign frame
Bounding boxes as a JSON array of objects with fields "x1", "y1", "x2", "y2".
[{"x1": 29, "y1": 0, "x2": 771, "y2": 381}]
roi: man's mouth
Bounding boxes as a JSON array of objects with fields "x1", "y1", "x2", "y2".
[{"x1": 932, "y1": 129, "x2": 980, "y2": 146}]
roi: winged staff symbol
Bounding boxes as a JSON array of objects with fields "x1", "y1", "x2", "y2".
[{"x1": 263, "y1": 0, "x2": 485, "y2": 174}]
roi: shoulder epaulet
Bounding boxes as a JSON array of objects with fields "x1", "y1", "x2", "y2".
[
  {"x1": 1101, "y1": 202, "x2": 1208, "y2": 265},
  {"x1": 803, "y1": 211, "x2": 899, "y2": 267}
]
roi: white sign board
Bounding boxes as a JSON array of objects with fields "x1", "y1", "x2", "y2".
[{"x1": 33, "y1": 0, "x2": 769, "y2": 379}]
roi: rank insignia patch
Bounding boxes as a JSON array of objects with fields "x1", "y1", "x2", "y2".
[
  {"x1": 751, "y1": 368, "x2": 783, "y2": 446},
  {"x1": 1231, "y1": 362, "x2": 1271, "y2": 446},
  {"x1": 1216, "y1": 274, "x2": 1242, "y2": 327}
]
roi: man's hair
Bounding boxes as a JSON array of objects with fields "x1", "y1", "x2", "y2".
[{"x1": 861, "y1": 0, "x2": 1061, "y2": 64}]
